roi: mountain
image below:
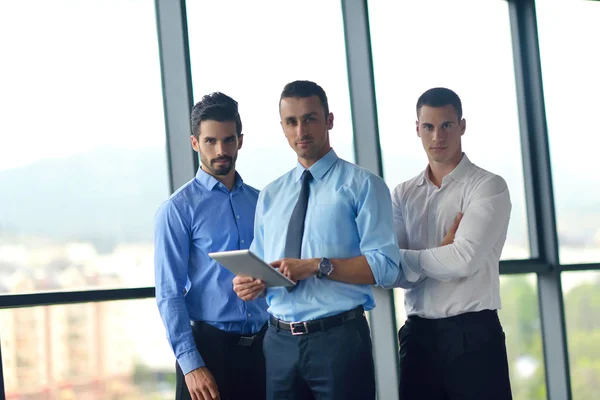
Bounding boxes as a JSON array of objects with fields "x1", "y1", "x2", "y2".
[
  {"x1": 0, "y1": 146, "x2": 598, "y2": 254},
  {"x1": 0, "y1": 147, "x2": 171, "y2": 252}
]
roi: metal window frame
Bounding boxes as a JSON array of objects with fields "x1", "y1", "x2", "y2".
[
  {"x1": 341, "y1": 1, "x2": 399, "y2": 399},
  {"x1": 508, "y1": 0, "x2": 572, "y2": 399},
  {"x1": 1, "y1": 2, "x2": 598, "y2": 400},
  {"x1": 155, "y1": 0, "x2": 197, "y2": 191}
]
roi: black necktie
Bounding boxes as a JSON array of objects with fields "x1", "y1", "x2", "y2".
[
  {"x1": 283, "y1": 170, "x2": 312, "y2": 291},
  {"x1": 284, "y1": 170, "x2": 312, "y2": 258}
]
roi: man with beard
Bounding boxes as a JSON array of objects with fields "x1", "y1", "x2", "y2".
[{"x1": 155, "y1": 92, "x2": 269, "y2": 400}]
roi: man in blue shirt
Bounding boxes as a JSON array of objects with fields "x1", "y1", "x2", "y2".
[
  {"x1": 233, "y1": 80, "x2": 401, "y2": 400},
  {"x1": 155, "y1": 92, "x2": 269, "y2": 400}
]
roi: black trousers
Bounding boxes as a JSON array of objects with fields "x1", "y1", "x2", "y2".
[
  {"x1": 264, "y1": 311, "x2": 375, "y2": 400},
  {"x1": 175, "y1": 322, "x2": 267, "y2": 400},
  {"x1": 398, "y1": 309, "x2": 512, "y2": 400}
]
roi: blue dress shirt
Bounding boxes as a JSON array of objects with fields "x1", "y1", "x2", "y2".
[
  {"x1": 154, "y1": 168, "x2": 269, "y2": 375},
  {"x1": 250, "y1": 149, "x2": 400, "y2": 322}
]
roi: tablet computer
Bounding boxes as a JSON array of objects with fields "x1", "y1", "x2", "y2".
[{"x1": 208, "y1": 249, "x2": 296, "y2": 288}]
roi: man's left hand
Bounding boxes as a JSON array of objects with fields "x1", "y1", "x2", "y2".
[{"x1": 271, "y1": 258, "x2": 319, "y2": 282}]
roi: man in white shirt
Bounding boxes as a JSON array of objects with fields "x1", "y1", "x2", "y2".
[{"x1": 392, "y1": 87, "x2": 513, "y2": 399}]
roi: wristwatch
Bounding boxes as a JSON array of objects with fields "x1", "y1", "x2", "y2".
[{"x1": 316, "y1": 257, "x2": 334, "y2": 279}]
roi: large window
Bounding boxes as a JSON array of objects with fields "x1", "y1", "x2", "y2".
[
  {"x1": 185, "y1": 0, "x2": 354, "y2": 190},
  {"x1": 536, "y1": 0, "x2": 600, "y2": 265},
  {"x1": 0, "y1": 0, "x2": 169, "y2": 295},
  {"x1": 562, "y1": 271, "x2": 600, "y2": 400},
  {"x1": 498, "y1": 275, "x2": 546, "y2": 400},
  {"x1": 0, "y1": 299, "x2": 175, "y2": 399},
  {"x1": 368, "y1": 0, "x2": 529, "y2": 260}
]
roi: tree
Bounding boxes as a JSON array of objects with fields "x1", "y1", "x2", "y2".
[{"x1": 499, "y1": 275, "x2": 546, "y2": 400}]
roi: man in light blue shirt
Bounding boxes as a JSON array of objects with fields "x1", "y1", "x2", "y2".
[
  {"x1": 233, "y1": 80, "x2": 400, "y2": 400},
  {"x1": 155, "y1": 92, "x2": 269, "y2": 400}
]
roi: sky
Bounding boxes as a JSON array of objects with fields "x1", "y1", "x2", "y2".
[{"x1": 1, "y1": 0, "x2": 599, "y2": 264}]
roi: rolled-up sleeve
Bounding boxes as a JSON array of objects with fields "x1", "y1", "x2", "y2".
[
  {"x1": 355, "y1": 175, "x2": 401, "y2": 287},
  {"x1": 154, "y1": 200, "x2": 204, "y2": 374}
]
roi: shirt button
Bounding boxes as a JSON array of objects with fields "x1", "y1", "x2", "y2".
[
  {"x1": 241, "y1": 240, "x2": 245, "y2": 244},
  {"x1": 247, "y1": 313, "x2": 252, "y2": 317},
  {"x1": 236, "y1": 215, "x2": 240, "y2": 219}
]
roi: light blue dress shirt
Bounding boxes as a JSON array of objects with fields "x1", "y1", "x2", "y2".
[
  {"x1": 250, "y1": 149, "x2": 400, "y2": 322},
  {"x1": 154, "y1": 168, "x2": 269, "y2": 375}
]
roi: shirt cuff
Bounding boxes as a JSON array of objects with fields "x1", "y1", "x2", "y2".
[
  {"x1": 178, "y1": 350, "x2": 205, "y2": 375},
  {"x1": 399, "y1": 249, "x2": 423, "y2": 282}
]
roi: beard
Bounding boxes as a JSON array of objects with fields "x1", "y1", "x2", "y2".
[{"x1": 206, "y1": 156, "x2": 234, "y2": 176}]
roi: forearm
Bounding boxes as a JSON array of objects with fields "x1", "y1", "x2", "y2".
[
  {"x1": 402, "y1": 230, "x2": 505, "y2": 281},
  {"x1": 157, "y1": 295, "x2": 204, "y2": 374},
  {"x1": 154, "y1": 201, "x2": 202, "y2": 373},
  {"x1": 328, "y1": 255, "x2": 375, "y2": 284}
]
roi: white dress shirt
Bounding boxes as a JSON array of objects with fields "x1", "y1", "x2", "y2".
[{"x1": 392, "y1": 154, "x2": 511, "y2": 319}]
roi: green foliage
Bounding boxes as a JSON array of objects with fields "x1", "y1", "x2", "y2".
[
  {"x1": 499, "y1": 275, "x2": 600, "y2": 400},
  {"x1": 499, "y1": 275, "x2": 546, "y2": 400}
]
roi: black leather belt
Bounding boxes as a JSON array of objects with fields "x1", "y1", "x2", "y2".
[
  {"x1": 269, "y1": 306, "x2": 364, "y2": 336},
  {"x1": 191, "y1": 321, "x2": 267, "y2": 347}
]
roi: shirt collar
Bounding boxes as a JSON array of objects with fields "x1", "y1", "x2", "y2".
[
  {"x1": 417, "y1": 153, "x2": 472, "y2": 186},
  {"x1": 195, "y1": 167, "x2": 244, "y2": 191},
  {"x1": 294, "y1": 148, "x2": 338, "y2": 182},
  {"x1": 447, "y1": 153, "x2": 472, "y2": 183},
  {"x1": 416, "y1": 170, "x2": 428, "y2": 187}
]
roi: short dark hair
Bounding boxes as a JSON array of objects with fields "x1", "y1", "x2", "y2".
[
  {"x1": 416, "y1": 87, "x2": 463, "y2": 120},
  {"x1": 279, "y1": 80, "x2": 329, "y2": 118},
  {"x1": 190, "y1": 92, "x2": 242, "y2": 138}
]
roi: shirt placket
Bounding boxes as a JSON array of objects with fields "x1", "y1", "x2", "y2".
[
  {"x1": 424, "y1": 184, "x2": 441, "y2": 315},
  {"x1": 229, "y1": 189, "x2": 253, "y2": 330}
]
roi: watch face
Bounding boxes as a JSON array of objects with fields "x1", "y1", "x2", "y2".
[{"x1": 320, "y1": 258, "x2": 333, "y2": 275}]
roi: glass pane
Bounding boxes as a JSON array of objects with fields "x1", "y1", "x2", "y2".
[
  {"x1": 498, "y1": 275, "x2": 546, "y2": 400},
  {"x1": 393, "y1": 289, "x2": 407, "y2": 332},
  {"x1": 562, "y1": 271, "x2": 600, "y2": 400},
  {"x1": 368, "y1": 0, "x2": 529, "y2": 260},
  {"x1": 394, "y1": 275, "x2": 546, "y2": 400},
  {"x1": 185, "y1": 0, "x2": 354, "y2": 190},
  {"x1": 536, "y1": 0, "x2": 600, "y2": 264},
  {"x1": 0, "y1": 299, "x2": 175, "y2": 399},
  {"x1": 0, "y1": 0, "x2": 169, "y2": 294}
]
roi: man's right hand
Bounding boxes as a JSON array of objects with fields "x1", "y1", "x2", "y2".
[
  {"x1": 185, "y1": 367, "x2": 220, "y2": 400},
  {"x1": 233, "y1": 275, "x2": 265, "y2": 301},
  {"x1": 440, "y1": 212, "x2": 463, "y2": 246}
]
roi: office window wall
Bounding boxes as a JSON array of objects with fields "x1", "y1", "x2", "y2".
[
  {"x1": 185, "y1": 0, "x2": 355, "y2": 190},
  {"x1": 2, "y1": 1, "x2": 599, "y2": 400},
  {"x1": 0, "y1": 0, "x2": 169, "y2": 295},
  {"x1": 498, "y1": 275, "x2": 546, "y2": 400},
  {"x1": 536, "y1": 1, "x2": 600, "y2": 397},
  {"x1": 536, "y1": 0, "x2": 600, "y2": 266},
  {"x1": 368, "y1": 0, "x2": 529, "y2": 260},
  {"x1": 0, "y1": 1, "x2": 172, "y2": 398},
  {"x1": 562, "y1": 270, "x2": 600, "y2": 399},
  {"x1": 0, "y1": 299, "x2": 175, "y2": 399}
]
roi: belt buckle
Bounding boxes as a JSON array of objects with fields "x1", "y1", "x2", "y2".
[
  {"x1": 290, "y1": 321, "x2": 309, "y2": 335},
  {"x1": 237, "y1": 336, "x2": 254, "y2": 346}
]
